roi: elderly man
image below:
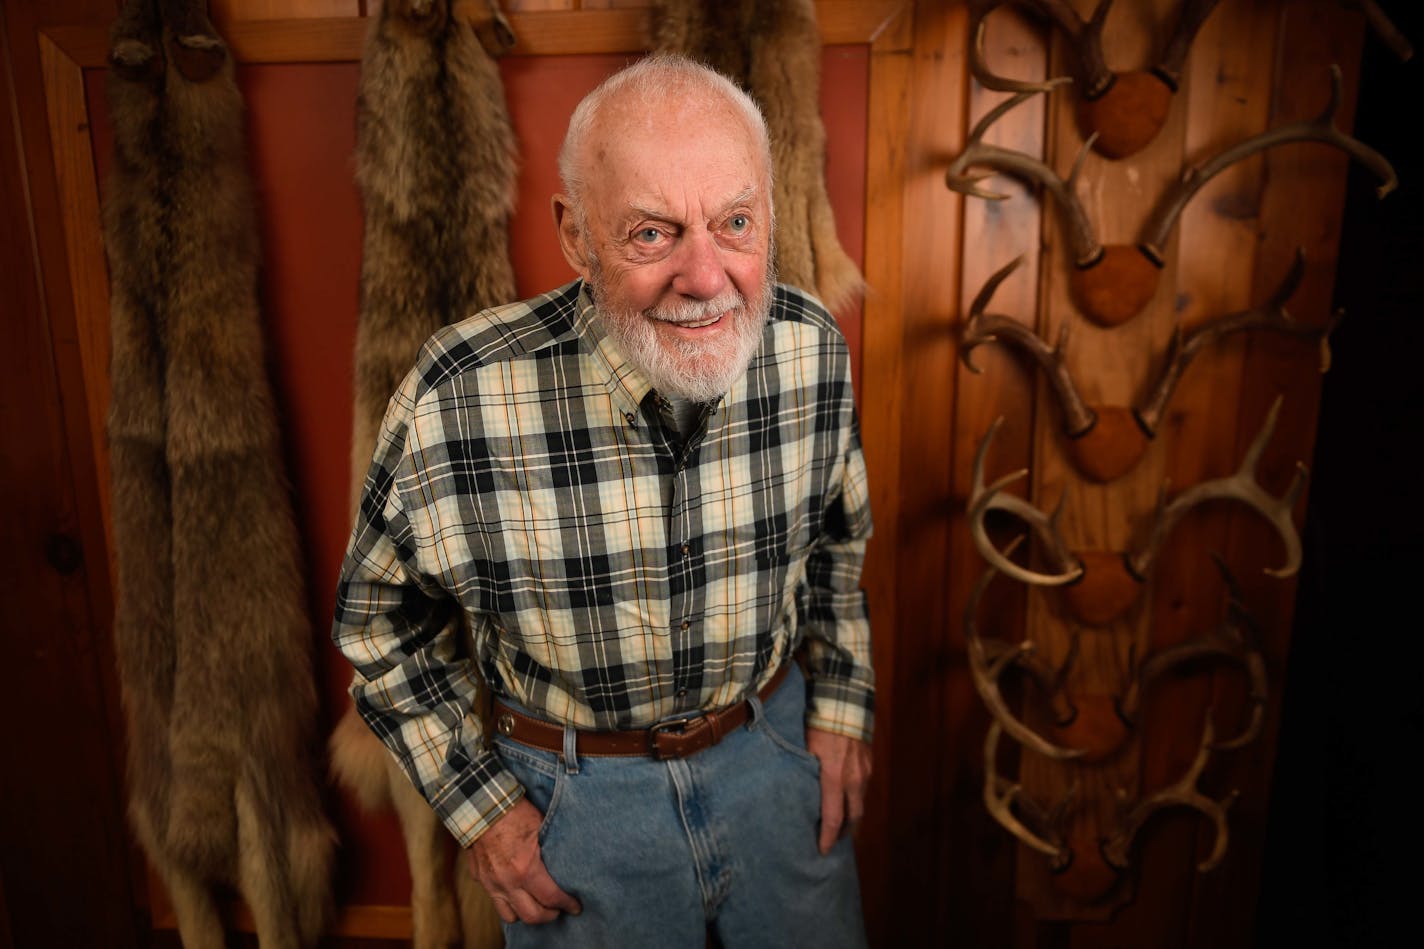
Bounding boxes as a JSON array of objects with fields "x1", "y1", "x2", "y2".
[{"x1": 333, "y1": 54, "x2": 874, "y2": 947}]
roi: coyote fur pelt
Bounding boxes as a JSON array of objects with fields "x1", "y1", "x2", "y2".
[
  {"x1": 652, "y1": 0, "x2": 864, "y2": 315},
  {"x1": 332, "y1": 1, "x2": 515, "y2": 946},
  {"x1": 104, "y1": 1, "x2": 334, "y2": 946}
]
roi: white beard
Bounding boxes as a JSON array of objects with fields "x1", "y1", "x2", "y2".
[{"x1": 589, "y1": 259, "x2": 774, "y2": 403}]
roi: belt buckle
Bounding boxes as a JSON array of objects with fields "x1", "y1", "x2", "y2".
[{"x1": 648, "y1": 716, "x2": 696, "y2": 760}]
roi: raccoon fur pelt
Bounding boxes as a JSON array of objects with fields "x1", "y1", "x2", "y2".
[
  {"x1": 652, "y1": 0, "x2": 864, "y2": 314},
  {"x1": 104, "y1": 1, "x2": 334, "y2": 945},
  {"x1": 332, "y1": 1, "x2": 515, "y2": 946}
]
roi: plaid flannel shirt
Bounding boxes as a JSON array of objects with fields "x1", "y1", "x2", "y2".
[{"x1": 333, "y1": 280, "x2": 874, "y2": 846}]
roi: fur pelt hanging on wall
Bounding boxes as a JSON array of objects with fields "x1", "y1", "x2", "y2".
[
  {"x1": 104, "y1": 1, "x2": 335, "y2": 945},
  {"x1": 330, "y1": 1, "x2": 516, "y2": 946},
  {"x1": 652, "y1": 0, "x2": 864, "y2": 314}
]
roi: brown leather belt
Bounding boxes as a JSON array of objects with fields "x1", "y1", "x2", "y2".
[{"x1": 492, "y1": 663, "x2": 791, "y2": 761}]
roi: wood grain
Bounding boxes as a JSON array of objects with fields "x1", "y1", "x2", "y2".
[
  {"x1": 854, "y1": 2, "x2": 914, "y2": 938},
  {"x1": 39, "y1": 33, "x2": 113, "y2": 584}
]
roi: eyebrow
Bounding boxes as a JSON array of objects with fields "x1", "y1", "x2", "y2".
[{"x1": 626, "y1": 186, "x2": 761, "y2": 225}]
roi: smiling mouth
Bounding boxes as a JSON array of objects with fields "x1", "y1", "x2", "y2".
[
  {"x1": 659, "y1": 311, "x2": 726, "y2": 330},
  {"x1": 680, "y1": 314, "x2": 722, "y2": 328}
]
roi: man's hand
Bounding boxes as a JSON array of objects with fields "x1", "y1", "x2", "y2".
[
  {"x1": 465, "y1": 798, "x2": 581, "y2": 925},
  {"x1": 805, "y1": 727, "x2": 873, "y2": 855}
]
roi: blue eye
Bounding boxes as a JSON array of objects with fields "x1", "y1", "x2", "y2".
[
  {"x1": 636, "y1": 227, "x2": 662, "y2": 243},
  {"x1": 728, "y1": 214, "x2": 750, "y2": 233}
]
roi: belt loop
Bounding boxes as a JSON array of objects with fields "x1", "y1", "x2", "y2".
[
  {"x1": 561, "y1": 723, "x2": 580, "y2": 774},
  {"x1": 747, "y1": 694, "x2": 766, "y2": 730}
]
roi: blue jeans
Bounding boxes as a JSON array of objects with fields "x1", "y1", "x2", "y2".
[{"x1": 492, "y1": 664, "x2": 867, "y2": 948}]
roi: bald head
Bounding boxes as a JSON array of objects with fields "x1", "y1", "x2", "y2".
[
  {"x1": 557, "y1": 54, "x2": 772, "y2": 217},
  {"x1": 547, "y1": 55, "x2": 777, "y2": 402}
]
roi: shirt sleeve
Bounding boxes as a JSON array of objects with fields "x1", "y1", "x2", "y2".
[
  {"x1": 331, "y1": 372, "x2": 524, "y2": 847},
  {"x1": 799, "y1": 359, "x2": 876, "y2": 745}
]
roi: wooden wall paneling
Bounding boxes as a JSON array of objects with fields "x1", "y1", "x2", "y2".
[
  {"x1": 1188, "y1": 3, "x2": 1369, "y2": 945},
  {"x1": 31, "y1": 3, "x2": 898, "y2": 941},
  {"x1": 1014, "y1": 0, "x2": 1185, "y2": 927},
  {"x1": 209, "y1": 0, "x2": 362, "y2": 20},
  {"x1": 0, "y1": 0, "x2": 139, "y2": 945},
  {"x1": 37, "y1": 32, "x2": 113, "y2": 579},
  {"x1": 854, "y1": 2, "x2": 913, "y2": 943},
  {"x1": 1057, "y1": 0, "x2": 1281, "y2": 942},
  {"x1": 6, "y1": 0, "x2": 120, "y2": 683},
  {"x1": 939, "y1": 5, "x2": 1046, "y2": 945},
  {"x1": 1136, "y1": 2, "x2": 1283, "y2": 944},
  {"x1": 502, "y1": 0, "x2": 581, "y2": 12},
  {"x1": 859, "y1": 1, "x2": 969, "y2": 944}
]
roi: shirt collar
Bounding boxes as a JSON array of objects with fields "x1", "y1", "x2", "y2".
[{"x1": 570, "y1": 281, "x2": 657, "y2": 415}]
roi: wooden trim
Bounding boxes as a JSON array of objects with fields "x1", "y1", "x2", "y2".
[
  {"x1": 854, "y1": 2, "x2": 913, "y2": 938},
  {"x1": 42, "y1": 2, "x2": 912, "y2": 69},
  {"x1": 37, "y1": 32, "x2": 114, "y2": 581}
]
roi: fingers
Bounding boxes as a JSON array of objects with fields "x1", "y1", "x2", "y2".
[
  {"x1": 526, "y1": 860, "x2": 583, "y2": 917},
  {"x1": 465, "y1": 799, "x2": 580, "y2": 925},
  {"x1": 468, "y1": 847, "x2": 579, "y2": 925},
  {"x1": 506, "y1": 887, "x2": 564, "y2": 925},
  {"x1": 845, "y1": 766, "x2": 867, "y2": 827},
  {"x1": 806, "y1": 728, "x2": 873, "y2": 856},
  {"x1": 818, "y1": 772, "x2": 845, "y2": 855},
  {"x1": 844, "y1": 741, "x2": 871, "y2": 828},
  {"x1": 489, "y1": 893, "x2": 516, "y2": 925}
]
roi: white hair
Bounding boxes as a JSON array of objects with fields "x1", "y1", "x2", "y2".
[{"x1": 557, "y1": 53, "x2": 773, "y2": 212}]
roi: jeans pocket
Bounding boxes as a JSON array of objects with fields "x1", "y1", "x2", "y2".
[
  {"x1": 492, "y1": 737, "x2": 567, "y2": 843},
  {"x1": 757, "y1": 712, "x2": 825, "y2": 775},
  {"x1": 746, "y1": 686, "x2": 825, "y2": 775}
]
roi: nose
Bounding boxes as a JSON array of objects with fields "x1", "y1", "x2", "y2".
[{"x1": 670, "y1": 228, "x2": 730, "y2": 300}]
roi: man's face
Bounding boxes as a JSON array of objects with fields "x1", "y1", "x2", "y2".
[{"x1": 556, "y1": 96, "x2": 774, "y2": 402}]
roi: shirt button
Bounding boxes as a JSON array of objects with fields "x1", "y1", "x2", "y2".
[
  {"x1": 680, "y1": 620, "x2": 690, "y2": 631},
  {"x1": 676, "y1": 688, "x2": 688, "y2": 698},
  {"x1": 623, "y1": 411, "x2": 636, "y2": 425},
  {"x1": 680, "y1": 543, "x2": 690, "y2": 556}
]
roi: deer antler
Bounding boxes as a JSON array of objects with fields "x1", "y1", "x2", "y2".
[
  {"x1": 1128, "y1": 396, "x2": 1307, "y2": 581},
  {"x1": 1135, "y1": 250, "x2": 1338, "y2": 437},
  {"x1": 968, "y1": 0, "x2": 1113, "y2": 96},
  {"x1": 969, "y1": 418, "x2": 1085, "y2": 587},
  {"x1": 945, "y1": 91, "x2": 1103, "y2": 269},
  {"x1": 964, "y1": 255, "x2": 1331, "y2": 483},
  {"x1": 1103, "y1": 718, "x2": 1239, "y2": 872},
  {"x1": 967, "y1": 555, "x2": 1084, "y2": 760},
  {"x1": 984, "y1": 721, "x2": 1075, "y2": 868},
  {"x1": 962, "y1": 257, "x2": 1153, "y2": 481},
  {"x1": 1140, "y1": 65, "x2": 1398, "y2": 262},
  {"x1": 963, "y1": 257, "x2": 1097, "y2": 439},
  {"x1": 1076, "y1": 0, "x2": 1222, "y2": 158},
  {"x1": 1117, "y1": 559, "x2": 1267, "y2": 752},
  {"x1": 1344, "y1": 0, "x2": 1414, "y2": 61},
  {"x1": 971, "y1": 1, "x2": 1227, "y2": 158},
  {"x1": 1152, "y1": 0, "x2": 1223, "y2": 91}
]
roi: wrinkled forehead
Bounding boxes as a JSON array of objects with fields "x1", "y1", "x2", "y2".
[{"x1": 585, "y1": 87, "x2": 771, "y2": 190}]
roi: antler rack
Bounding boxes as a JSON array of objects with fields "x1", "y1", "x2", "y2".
[
  {"x1": 1102, "y1": 719, "x2": 1240, "y2": 872},
  {"x1": 1117, "y1": 559, "x2": 1268, "y2": 752},
  {"x1": 969, "y1": 0, "x2": 1222, "y2": 158},
  {"x1": 945, "y1": 68, "x2": 1397, "y2": 326},
  {"x1": 969, "y1": 400, "x2": 1307, "y2": 625},
  {"x1": 967, "y1": 552, "x2": 1084, "y2": 760},
  {"x1": 962, "y1": 251, "x2": 1337, "y2": 482}
]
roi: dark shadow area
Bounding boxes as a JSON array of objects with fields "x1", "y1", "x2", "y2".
[{"x1": 1259, "y1": 9, "x2": 1424, "y2": 946}]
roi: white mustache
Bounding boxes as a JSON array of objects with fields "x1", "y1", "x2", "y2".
[{"x1": 648, "y1": 290, "x2": 745, "y2": 325}]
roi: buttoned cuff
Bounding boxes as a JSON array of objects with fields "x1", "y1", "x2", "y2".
[
  {"x1": 805, "y1": 678, "x2": 875, "y2": 745},
  {"x1": 430, "y1": 748, "x2": 527, "y2": 848}
]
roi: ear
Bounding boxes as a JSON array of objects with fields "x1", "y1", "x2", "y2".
[{"x1": 552, "y1": 194, "x2": 591, "y2": 280}]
